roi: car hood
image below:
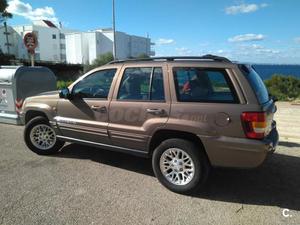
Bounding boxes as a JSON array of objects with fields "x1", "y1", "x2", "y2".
[
  {"x1": 25, "y1": 90, "x2": 60, "y2": 102},
  {"x1": 37, "y1": 90, "x2": 60, "y2": 96}
]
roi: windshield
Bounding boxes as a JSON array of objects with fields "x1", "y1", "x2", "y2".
[{"x1": 239, "y1": 64, "x2": 270, "y2": 104}]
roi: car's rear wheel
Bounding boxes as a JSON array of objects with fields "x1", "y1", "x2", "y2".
[
  {"x1": 24, "y1": 116, "x2": 65, "y2": 155},
  {"x1": 152, "y1": 138, "x2": 210, "y2": 194}
]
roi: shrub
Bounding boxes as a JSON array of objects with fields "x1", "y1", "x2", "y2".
[
  {"x1": 57, "y1": 80, "x2": 74, "y2": 90},
  {"x1": 84, "y1": 52, "x2": 114, "y2": 73},
  {"x1": 264, "y1": 74, "x2": 300, "y2": 101}
]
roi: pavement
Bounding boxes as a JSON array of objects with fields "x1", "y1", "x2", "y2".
[
  {"x1": 274, "y1": 102, "x2": 300, "y2": 141},
  {"x1": 0, "y1": 103, "x2": 300, "y2": 225}
]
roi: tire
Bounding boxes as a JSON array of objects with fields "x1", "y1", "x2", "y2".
[
  {"x1": 152, "y1": 138, "x2": 210, "y2": 194},
  {"x1": 24, "y1": 116, "x2": 65, "y2": 155}
]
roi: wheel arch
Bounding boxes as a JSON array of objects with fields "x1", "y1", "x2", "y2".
[
  {"x1": 149, "y1": 129, "x2": 210, "y2": 164},
  {"x1": 25, "y1": 110, "x2": 49, "y2": 124}
]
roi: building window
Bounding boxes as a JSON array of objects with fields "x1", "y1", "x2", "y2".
[
  {"x1": 52, "y1": 34, "x2": 57, "y2": 39},
  {"x1": 59, "y1": 33, "x2": 65, "y2": 39},
  {"x1": 60, "y1": 44, "x2": 66, "y2": 50}
]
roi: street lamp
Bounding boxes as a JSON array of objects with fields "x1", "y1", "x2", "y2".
[{"x1": 112, "y1": 0, "x2": 117, "y2": 60}]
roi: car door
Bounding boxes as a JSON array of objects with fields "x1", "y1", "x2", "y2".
[
  {"x1": 55, "y1": 68, "x2": 118, "y2": 144},
  {"x1": 108, "y1": 65, "x2": 171, "y2": 152}
]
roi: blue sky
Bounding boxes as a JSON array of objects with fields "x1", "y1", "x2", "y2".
[{"x1": 6, "y1": 0, "x2": 300, "y2": 64}]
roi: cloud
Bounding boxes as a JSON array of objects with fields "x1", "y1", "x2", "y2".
[
  {"x1": 228, "y1": 34, "x2": 266, "y2": 42},
  {"x1": 294, "y1": 37, "x2": 300, "y2": 44},
  {"x1": 175, "y1": 47, "x2": 192, "y2": 55},
  {"x1": 237, "y1": 44, "x2": 280, "y2": 55},
  {"x1": 7, "y1": 0, "x2": 58, "y2": 23},
  {"x1": 225, "y1": 3, "x2": 268, "y2": 15},
  {"x1": 156, "y1": 38, "x2": 175, "y2": 45}
]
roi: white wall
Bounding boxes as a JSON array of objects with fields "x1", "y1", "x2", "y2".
[
  {"x1": 0, "y1": 25, "x2": 18, "y2": 56},
  {"x1": 130, "y1": 35, "x2": 151, "y2": 57},
  {"x1": 65, "y1": 33, "x2": 83, "y2": 64},
  {"x1": 65, "y1": 30, "x2": 153, "y2": 64}
]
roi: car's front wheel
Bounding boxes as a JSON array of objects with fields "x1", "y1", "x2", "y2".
[
  {"x1": 24, "y1": 116, "x2": 65, "y2": 155},
  {"x1": 152, "y1": 138, "x2": 210, "y2": 194}
]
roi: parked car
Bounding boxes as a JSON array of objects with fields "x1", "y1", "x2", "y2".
[{"x1": 21, "y1": 55, "x2": 279, "y2": 194}]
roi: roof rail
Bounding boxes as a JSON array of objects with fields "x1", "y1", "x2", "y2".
[{"x1": 108, "y1": 54, "x2": 232, "y2": 64}]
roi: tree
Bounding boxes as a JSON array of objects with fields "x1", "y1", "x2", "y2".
[
  {"x1": 0, "y1": 0, "x2": 12, "y2": 22},
  {"x1": 83, "y1": 52, "x2": 114, "y2": 73},
  {"x1": 136, "y1": 53, "x2": 150, "y2": 59},
  {"x1": 264, "y1": 74, "x2": 300, "y2": 101}
]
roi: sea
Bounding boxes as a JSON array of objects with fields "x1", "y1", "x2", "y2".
[{"x1": 252, "y1": 64, "x2": 300, "y2": 80}]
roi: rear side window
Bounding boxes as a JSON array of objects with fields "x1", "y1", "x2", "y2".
[
  {"x1": 239, "y1": 64, "x2": 269, "y2": 104},
  {"x1": 173, "y1": 67, "x2": 238, "y2": 103},
  {"x1": 118, "y1": 67, "x2": 165, "y2": 101}
]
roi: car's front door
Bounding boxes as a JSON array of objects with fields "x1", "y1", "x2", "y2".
[
  {"x1": 108, "y1": 65, "x2": 171, "y2": 152},
  {"x1": 55, "y1": 68, "x2": 118, "y2": 144}
]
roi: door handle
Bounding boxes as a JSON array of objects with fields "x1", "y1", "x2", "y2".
[
  {"x1": 91, "y1": 105, "x2": 107, "y2": 113},
  {"x1": 146, "y1": 108, "x2": 165, "y2": 115}
]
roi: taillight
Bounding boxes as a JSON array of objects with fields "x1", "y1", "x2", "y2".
[
  {"x1": 15, "y1": 99, "x2": 23, "y2": 114},
  {"x1": 241, "y1": 112, "x2": 267, "y2": 139}
]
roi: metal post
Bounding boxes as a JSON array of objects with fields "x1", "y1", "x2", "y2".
[
  {"x1": 3, "y1": 21, "x2": 10, "y2": 55},
  {"x1": 30, "y1": 53, "x2": 34, "y2": 67},
  {"x1": 112, "y1": 0, "x2": 117, "y2": 60}
]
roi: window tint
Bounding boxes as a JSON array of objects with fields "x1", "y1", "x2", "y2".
[
  {"x1": 239, "y1": 64, "x2": 269, "y2": 104},
  {"x1": 151, "y1": 68, "x2": 165, "y2": 101},
  {"x1": 173, "y1": 68, "x2": 237, "y2": 103},
  {"x1": 72, "y1": 69, "x2": 116, "y2": 99},
  {"x1": 118, "y1": 67, "x2": 165, "y2": 101}
]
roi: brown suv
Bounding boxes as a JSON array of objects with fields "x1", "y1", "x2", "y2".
[{"x1": 21, "y1": 55, "x2": 279, "y2": 194}]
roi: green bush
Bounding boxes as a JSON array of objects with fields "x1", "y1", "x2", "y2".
[
  {"x1": 57, "y1": 80, "x2": 74, "y2": 90},
  {"x1": 84, "y1": 52, "x2": 114, "y2": 73},
  {"x1": 264, "y1": 74, "x2": 300, "y2": 101}
]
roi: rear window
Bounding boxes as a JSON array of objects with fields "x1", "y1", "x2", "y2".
[
  {"x1": 173, "y1": 67, "x2": 238, "y2": 103},
  {"x1": 239, "y1": 64, "x2": 269, "y2": 104}
]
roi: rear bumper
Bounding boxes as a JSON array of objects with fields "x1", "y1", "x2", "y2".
[{"x1": 199, "y1": 124, "x2": 279, "y2": 168}]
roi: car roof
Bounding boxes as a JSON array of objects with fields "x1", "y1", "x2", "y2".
[
  {"x1": 96, "y1": 55, "x2": 237, "y2": 71},
  {"x1": 106, "y1": 55, "x2": 234, "y2": 67}
]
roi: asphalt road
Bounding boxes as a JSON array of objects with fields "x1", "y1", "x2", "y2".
[{"x1": 0, "y1": 123, "x2": 300, "y2": 225}]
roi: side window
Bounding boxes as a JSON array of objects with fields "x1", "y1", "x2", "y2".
[
  {"x1": 173, "y1": 68, "x2": 237, "y2": 103},
  {"x1": 72, "y1": 69, "x2": 116, "y2": 99},
  {"x1": 118, "y1": 67, "x2": 165, "y2": 101},
  {"x1": 118, "y1": 67, "x2": 151, "y2": 100}
]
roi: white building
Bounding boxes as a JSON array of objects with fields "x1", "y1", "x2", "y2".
[
  {"x1": 2, "y1": 21, "x2": 155, "y2": 64},
  {"x1": 0, "y1": 24, "x2": 18, "y2": 56},
  {"x1": 66, "y1": 29, "x2": 155, "y2": 64},
  {"x1": 12, "y1": 20, "x2": 73, "y2": 62}
]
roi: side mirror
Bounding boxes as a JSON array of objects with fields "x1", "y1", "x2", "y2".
[{"x1": 59, "y1": 88, "x2": 71, "y2": 99}]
